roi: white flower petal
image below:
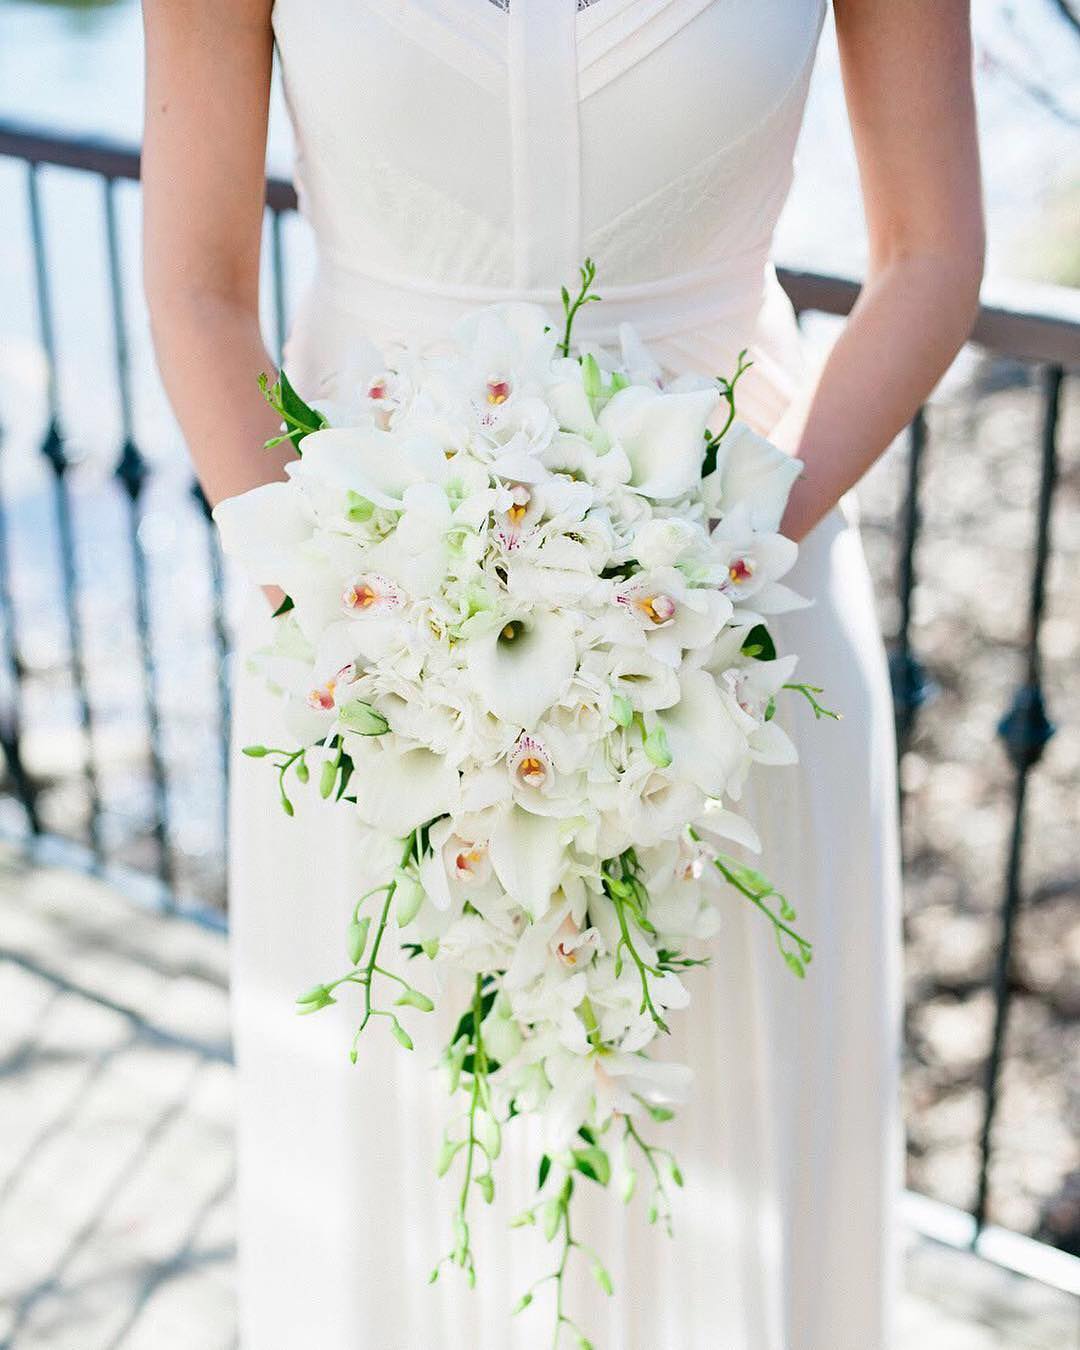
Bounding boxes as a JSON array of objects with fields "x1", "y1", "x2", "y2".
[
  {"x1": 658, "y1": 669, "x2": 748, "y2": 797},
  {"x1": 349, "y1": 738, "x2": 459, "y2": 837},
  {"x1": 212, "y1": 482, "x2": 313, "y2": 582},
  {"x1": 706, "y1": 420, "x2": 803, "y2": 532},
  {"x1": 599, "y1": 385, "x2": 719, "y2": 500},
  {"x1": 468, "y1": 610, "x2": 578, "y2": 729},
  {"x1": 489, "y1": 805, "x2": 567, "y2": 920}
]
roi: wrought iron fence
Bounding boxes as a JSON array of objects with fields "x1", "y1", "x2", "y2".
[{"x1": 0, "y1": 117, "x2": 1078, "y2": 1277}]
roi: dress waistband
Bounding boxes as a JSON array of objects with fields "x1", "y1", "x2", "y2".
[{"x1": 308, "y1": 253, "x2": 774, "y2": 348}]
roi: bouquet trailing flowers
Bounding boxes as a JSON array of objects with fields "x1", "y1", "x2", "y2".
[{"x1": 215, "y1": 261, "x2": 837, "y2": 1347}]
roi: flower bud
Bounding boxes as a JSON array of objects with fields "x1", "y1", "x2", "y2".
[
  {"x1": 395, "y1": 986, "x2": 435, "y2": 1013},
  {"x1": 394, "y1": 871, "x2": 425, "y2": 926},
  {"x1": 643, "y1": 724, "x2": 673, "y2": 768},
  {"x1": 610, "y1": 692, "x2": 633, "y2": 728},
  {"x1": 338, "y1": 699, "x2": 389, "y2": 735},
  {"x1": 474, "y1": 1109, "x2": 502, "y2": 1160},
  {"x1": 346, "y1": 916, "x2": 371, "y2": 966}
]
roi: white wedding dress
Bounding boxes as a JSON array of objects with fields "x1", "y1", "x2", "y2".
[{"x1": 228, "y1": 2, "x2": 903, "y2": 1347}]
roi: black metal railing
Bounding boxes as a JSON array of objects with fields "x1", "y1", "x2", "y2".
[{"x1": 0, "y1": 118, "x2": 1077, "y2": 1272}]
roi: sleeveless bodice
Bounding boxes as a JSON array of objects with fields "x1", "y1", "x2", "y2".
[{"x1": 271, "y1": 0, "x2": 828, "y2": 429}]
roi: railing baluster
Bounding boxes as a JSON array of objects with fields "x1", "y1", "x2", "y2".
[
  {"x1": 972, "y1": 363, "x2": 1063, "y2": 1235},
  {"x1": 0, "y1": 418, "x2": 39, "y2": 834},
  {"x1": 103, "y1": 176, "x2": 173, "y2": 892},
  {"x1": 889, "y1": 407, "x2": 936, "y2": 761},
  {"x1": 26, "y1": 162, "x2": 103, "y2": 859}
]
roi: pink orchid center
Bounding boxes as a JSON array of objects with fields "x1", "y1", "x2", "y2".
[
  {"x1": 510, "y1": 734, "x2": 553, "y2": 791},
  {"x1": 306, "y1": 678, "x2": 336, "y2": 712},
  {"x1": 639, "y1": 592, "x2": 676, "y2": 625},
  {"x1": 506, "y1": 483, "x2": 531, "y2": 524},
  {"x1": 486, "y1": 375, "x2": 512, "y2": 406},
  {"x1": 452, "y1": 844, "x2": 488, "y2": 881},
  {"x1": 728, "y1": 557, "x2": 754, "y2": 585},
  {"x1": 342, "y1": 574, "x2": 402, "y2": 614}
]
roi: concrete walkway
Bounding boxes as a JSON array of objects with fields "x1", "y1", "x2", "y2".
[{"x1": 0, "y1": 848, "x2": 1075, "y2": 1349}]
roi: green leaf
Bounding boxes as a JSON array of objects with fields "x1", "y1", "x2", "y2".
[
  {"x1": 277, "y1": 368, "x2": 325, "y2": 432},
  {"x1": 334, "y1": 754, "x2": 354, "y2": 801},
  {"x1": 271, "y1": 594, "x2": 294, "y2": 618},
  {"x1": 537, "y1": 1154, "x2": 552, "y2": 1191},
  {"x1": 346, "y1": 916, "x2": 371, "y2": 966},
  {"x1": 571, "y1": 1145, "x2": 611, "y2": 1187},
  {"x1": 741, "y1": 623, "x2": 776, "y2": 662},
  {"x1": 541, "y1": 1197, "x2": 563, "y2": 1242},
  {"x1": 644, "y1": 1103, "x2": 675, "y2": 1124},
  {"x1": 337, "y1": 699, "x2": 389, "y2": 736}
]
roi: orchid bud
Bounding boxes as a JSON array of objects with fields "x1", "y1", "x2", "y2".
[
  {"x1": 610, "y1": 692, "x2": 632, "y2": 728},
  {"x1": 474, "y1": 1109, "x2": 501, "y2": 1160},
  {"x1": 395, "y1": 986, "x2": 435, "y2": 1013},
  {"x1": 643, "y1": 724, "x2": 673, "y2": 768},
  {"x1": 394, "y1": 871, "x2": 425, "y2": 926},
  {"x1": 338, "y1": 699, "x2": 389, "y2": 735},
  {"x1": 346, "y1": 916, "x2": 371, "y2": 966}
]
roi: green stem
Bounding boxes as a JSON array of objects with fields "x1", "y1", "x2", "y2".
[
  {"x1": 603, "y1": 869, "x2": 668, "y2": 1034},
  {"x1": 783, "y1": 682, "x2": 841, "y2": 721},
  {"x1": 357, "y1": 833, "x2": 418, "y2": 1037},
  {"x1": 558, "y1": 258, "x2": 600, "y2": 358}
]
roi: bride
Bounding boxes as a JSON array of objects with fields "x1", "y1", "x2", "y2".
[{"x1": 141, "y1": 2, "x2": 983, "y2": 1347}]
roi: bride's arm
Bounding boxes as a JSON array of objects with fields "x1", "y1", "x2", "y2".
[
  {"x1": 141, "y1": 0, "x2": 292, "y2": 511},
  {"x1": 777, "y1": 0, "x2": 985, "y2": 541}
]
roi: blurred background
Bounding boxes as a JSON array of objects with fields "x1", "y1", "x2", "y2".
[{"x1": 0, "y1": 1, "x2": 1077, "y2": 1346}]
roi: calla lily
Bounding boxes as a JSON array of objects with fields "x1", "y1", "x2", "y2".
[
  {"x1": 467, "y1": 609, "x2": 577, "y2": 729},
  {"x1": 212, "y1": 481, "x2": 314, "y2": 582},
  {"x1": 599, "y1": 384, "x2": 719, "y2": 500},
  {"x1": 288, "y1": 427, "x2": 442, "y2": 509},
  {"x1": 703, "y1": 420, "x2": 803, "y2": 532}
]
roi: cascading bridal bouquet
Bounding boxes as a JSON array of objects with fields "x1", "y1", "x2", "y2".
[{"x1": 215, "y1": 261, "x2": 837, "y2": 1348}]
